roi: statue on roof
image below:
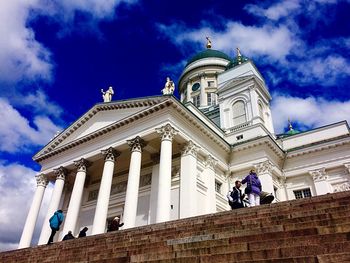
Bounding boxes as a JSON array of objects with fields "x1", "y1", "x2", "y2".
[
  {"x1": 101, "y1": 86, "x2": 114, "y2": 102},
  {"x1": 206, "y1": 36, "x2": 212, "y2": 49},
  {"x1": 161, "y1": 77, "x2": 175, "y2": 95}
]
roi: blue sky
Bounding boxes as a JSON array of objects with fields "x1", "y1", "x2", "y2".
[{"x1": 0, "y1": 0, "x2": 349, "y2": 251}]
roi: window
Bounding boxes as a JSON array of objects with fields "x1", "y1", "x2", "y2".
[
  {"x1": 293, "y1": 188, "x2": 312, "y2": 199},
  {"x1": 192, "y1": 83, "x2": 200, "y2": 91},
  {"x1": 232, "y1": 101, "x2": 247, "y2": 125},
  {"x1": 207, "y1": 92, "x2": 217, "y2": 106},
  {"x1": 215, "y1": 181, "x2": 222, "y2": 193},
  {"x1": 236, "y1": 134, "x2": 243, "y2": 140},
  {"x1": 193, "y1": 95, "x2": 200, "y2": 107},
  {"x1": 208, "y1": 81, "x2": 215, "y2": 87},
  {"x1": 258, "y1": 103, "x2": 264, "y2": 122}
]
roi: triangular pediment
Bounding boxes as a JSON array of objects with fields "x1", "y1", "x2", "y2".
[{"x1": 34, "y1": 96, "x2": 168, "y2": 160}]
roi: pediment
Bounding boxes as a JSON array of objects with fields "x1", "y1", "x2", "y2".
[{"x1": 34, "y1": 96, "x2": 167, "y2": 160}]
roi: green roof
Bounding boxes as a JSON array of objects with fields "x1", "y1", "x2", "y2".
[
  {"x1": 226, "y1": 55, "x2": 249, "y2": 70},
  {"x1": 186, "y1": 49, "x2": 231, "y2": 67}
]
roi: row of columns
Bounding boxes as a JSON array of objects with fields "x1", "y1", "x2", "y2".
[{"x1": 18, "y1": 123, "x2": 180, "y2": 248}]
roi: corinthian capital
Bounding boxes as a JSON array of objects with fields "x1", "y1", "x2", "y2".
[
  {"x1": 54, "y1": 166, "x2": 67, "y2": 181},
  {"x1": 204, "y1": 155, "x2": 217, "y2": 169},
  {"x1": 309, "y1": 168, "x2": 328, "y2": 182},
  {"x1": 127, "y1": 136, "x2": 146, "y2": 152},
  {"x1": 254, "y1": 160, "x2": 273, "y2": 174},
  {"x1": 181, "y1": 140, "x2": 199, "y2": 157},
  {"x1": 101, "y1": 147, "x2": 120, "y2": 162},
  {"x1": 74, "y1": 158, "x2": 91, "y2": 172},
  {"x1": 35, "y1": 174, "x2": 48, "y2": 187},
  {"x1": 156, "y1": 124, "x2": 178, "y2": 142}
]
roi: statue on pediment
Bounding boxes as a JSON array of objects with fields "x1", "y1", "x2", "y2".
[
  {"x1": 161, "y1": 77, "x2": 175, "y2": 95},
  {"x1": 101, "y1": 86, "x2": 114, "y2": 102}
]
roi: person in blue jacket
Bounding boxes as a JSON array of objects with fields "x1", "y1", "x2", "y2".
[
  {"x1": 242, "y1": 169, "x2": 262, "y2": 207},
  {"x1": 47, "y1": 209, "x2": 64, "y2": 244}
]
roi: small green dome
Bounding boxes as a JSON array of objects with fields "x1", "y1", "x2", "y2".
[
  {"x1": 186, "y1": 49, "x2": 231, "y2": 67},
  {"x1": 226, "y1": 55, "x2": 249, "y2": 70},
  {"x1": 286, "y1": 129, "x2": 300, "y2": 135}
]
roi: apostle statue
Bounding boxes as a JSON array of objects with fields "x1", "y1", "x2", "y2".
[
  {"x1": 161, "y1": 77, "x2": 175, "y2": 95},
  {"x1": 101, "y1": 86, "x2": 114, "y2": 102}
]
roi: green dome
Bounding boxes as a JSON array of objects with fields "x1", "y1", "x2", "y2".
[
  {"x1": 286, "y1": 128, "x2": 300, "y2": 135},
  {"x1": 186, "y1": 49, "x2": 231, "y2": 67},
  {"x1": 226, "y1": 55, "x2": 249, "y2": 70}
]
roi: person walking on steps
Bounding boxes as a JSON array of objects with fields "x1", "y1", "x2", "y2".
[
  {"x1": 242, "y1": 169, "x2": 262, "y2": 207},
  {"x1": 227, "y1": 180, "x2": 245, "y2": 209},
  {"x1": 47, "y1": 209, "x2": 64, "y2": 244},
  {"x1": 107, "y1": 216, "x2": 124, "y2": 232}
]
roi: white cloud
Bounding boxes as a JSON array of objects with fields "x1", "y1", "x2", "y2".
[
  {"x1": 0, "y1": 1, "x2": 52, "y2": 84},
  {"x1": 271, "y1": 94, "x2": 350, "y2": 133},
  {"x1": 0, "y1": 163, "x2": 52, "y2": 251},
  {"x1": 160, "y1": 22, "x2": 296, "y2": 62},
  {"x1": 0, "y1": 98, "x2": 62, "y2": 153},
  {"x1": 245, "y1": 0, "x2": 301, "y2": 21},
  {"x1": 0, "y1": 0, "x2": 137, "y2": 85},
  {"x1": 291, "y1": 55, "x2": 350, "y2": 86}
]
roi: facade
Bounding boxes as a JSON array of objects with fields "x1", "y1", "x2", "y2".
[{"x1": 18, "y1": 42, "x2": 350, "y2": 249}]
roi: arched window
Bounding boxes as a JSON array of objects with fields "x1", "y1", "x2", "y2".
[
  {"x1": 258, "y1": 103, "x2": 265, "y2": 122},
  {"x1": 232, "y1": 101, "x2": 246, "y2": 125}
]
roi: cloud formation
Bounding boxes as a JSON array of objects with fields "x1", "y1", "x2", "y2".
[
  {"x1": 271, "y1": 94, "x2": 350, "y2": 133},
  {"x1": 0, "y1": 163, "x2": 52, "y2": 251},
  {"x1": 0, "y1": 98, "x2": 62, "y2": 153}
]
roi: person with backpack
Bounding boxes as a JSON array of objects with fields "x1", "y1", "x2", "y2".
[
  {"x1": 242, "y1": 169, "x2": 262, "y2": 207},
  {"x1": 227, "y1": 180, "x2": 245, "y2": 209},
  {"x1": 47, "y1": 210, "x2": 64, "y2": 244}
]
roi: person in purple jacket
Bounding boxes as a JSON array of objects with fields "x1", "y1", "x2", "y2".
[{"x1": 242, "y1": 169, "x2": 262, "y2": 207}]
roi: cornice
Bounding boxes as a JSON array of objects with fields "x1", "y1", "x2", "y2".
[
  {"x1": 286, "y1": 136, "x2": 350, "y2": 158},
  {"x1": 231, "y1": 135, "x2": 285, "y2": 159},
  {"x1": 34, "y1": 96, "x2": 231, "y2": 162},
  {"x1": 34, "y1": 96, "x2": 166, "y2": 159}
]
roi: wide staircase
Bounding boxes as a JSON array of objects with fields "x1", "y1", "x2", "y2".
[{"x1": 2, "y1": 191, "x2": 350, "y2": 263}]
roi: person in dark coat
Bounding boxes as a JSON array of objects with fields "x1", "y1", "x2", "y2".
[
  {"x1": 107, "y1": 216, "x2": 124, "y2": 232},
  {"x1": 47, "y1": 210, "x2": 64, "y2": 244},
  {"x1": 78, "y1": 227, "x2": 88, "y2": 237},
  {"x1": 242, "y1": 169, "x2": 262, "y2": 207},
  {"x1": 62, "y1": 231, "x2": 75, "y2": 241},
  {"x1": 227, "y1": 180, "x2": 245, "y2": 209}
]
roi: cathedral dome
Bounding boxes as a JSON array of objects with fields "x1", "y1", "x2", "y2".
[{"x1": 186, "y1": 49, "x2": 231, "y2": 67}]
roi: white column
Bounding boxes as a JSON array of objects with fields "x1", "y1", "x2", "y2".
[
  {"x1": 62, "y1": 158, "x2": 90, "y2": 235},
  {"x1": 255, "y1": 161, "x2": 274, "y2": 195},
  {"x1": 179, "y1": 141, "x2": 199, "y2": 218},
  {"x1": 309, "y1": 168, "x2": 332, "y2": 195},
  {"x1": 186, "y1": 81, "x2": 192, "y2": 102},
  {"x1": 149, "y1": 154, "x2": 160, "y2": 224},
  {"x1": 155, "y1": 124, "x2": 178, "y2": 223},
  {"x1": 18, "y1": 174, "x2": 48, "y2": 248},
  {"x1": 205, "y1": 155, "x2": 217, "y2": 214},
  {"x1": 123, "y1": 136, "x2": 145, "y2": 229},
  {"x1": 200, "y1": 75, "x2": 206, "y2": 107},
  {"x1": 38, "y1": 167, "x2": 66, "y2": 245},
  {"x1": 92, "y1": 147, "x2": 119, "y2": 235}
]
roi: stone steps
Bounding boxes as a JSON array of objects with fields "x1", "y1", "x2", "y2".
[{"x1": 1, "y1": 191, "x2": 350, "y2": 262}]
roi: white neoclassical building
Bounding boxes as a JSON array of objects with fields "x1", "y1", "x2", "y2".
[{"x1": 18, "y1": 41, "x2": 350, "y2": 248}]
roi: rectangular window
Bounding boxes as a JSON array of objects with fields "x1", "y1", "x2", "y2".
[
  {"x1": 215, "y1": 181, "x2": 222, "y2": 194},
  {"x1": 207, "y1": 93, "x2": 217, "y2": 106},
  {"x1": 236, "y1": 134, "x2": 243, "y2": 140},
  {"x1": 293, "y1": 188, "x2": 312, "y2": 199},
  {"x1": 193, "y1": 95, "x2": 200, "y2": 107},
  {"x1": 208, "y1": 81, "x2": 215, "y2": 87}
]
